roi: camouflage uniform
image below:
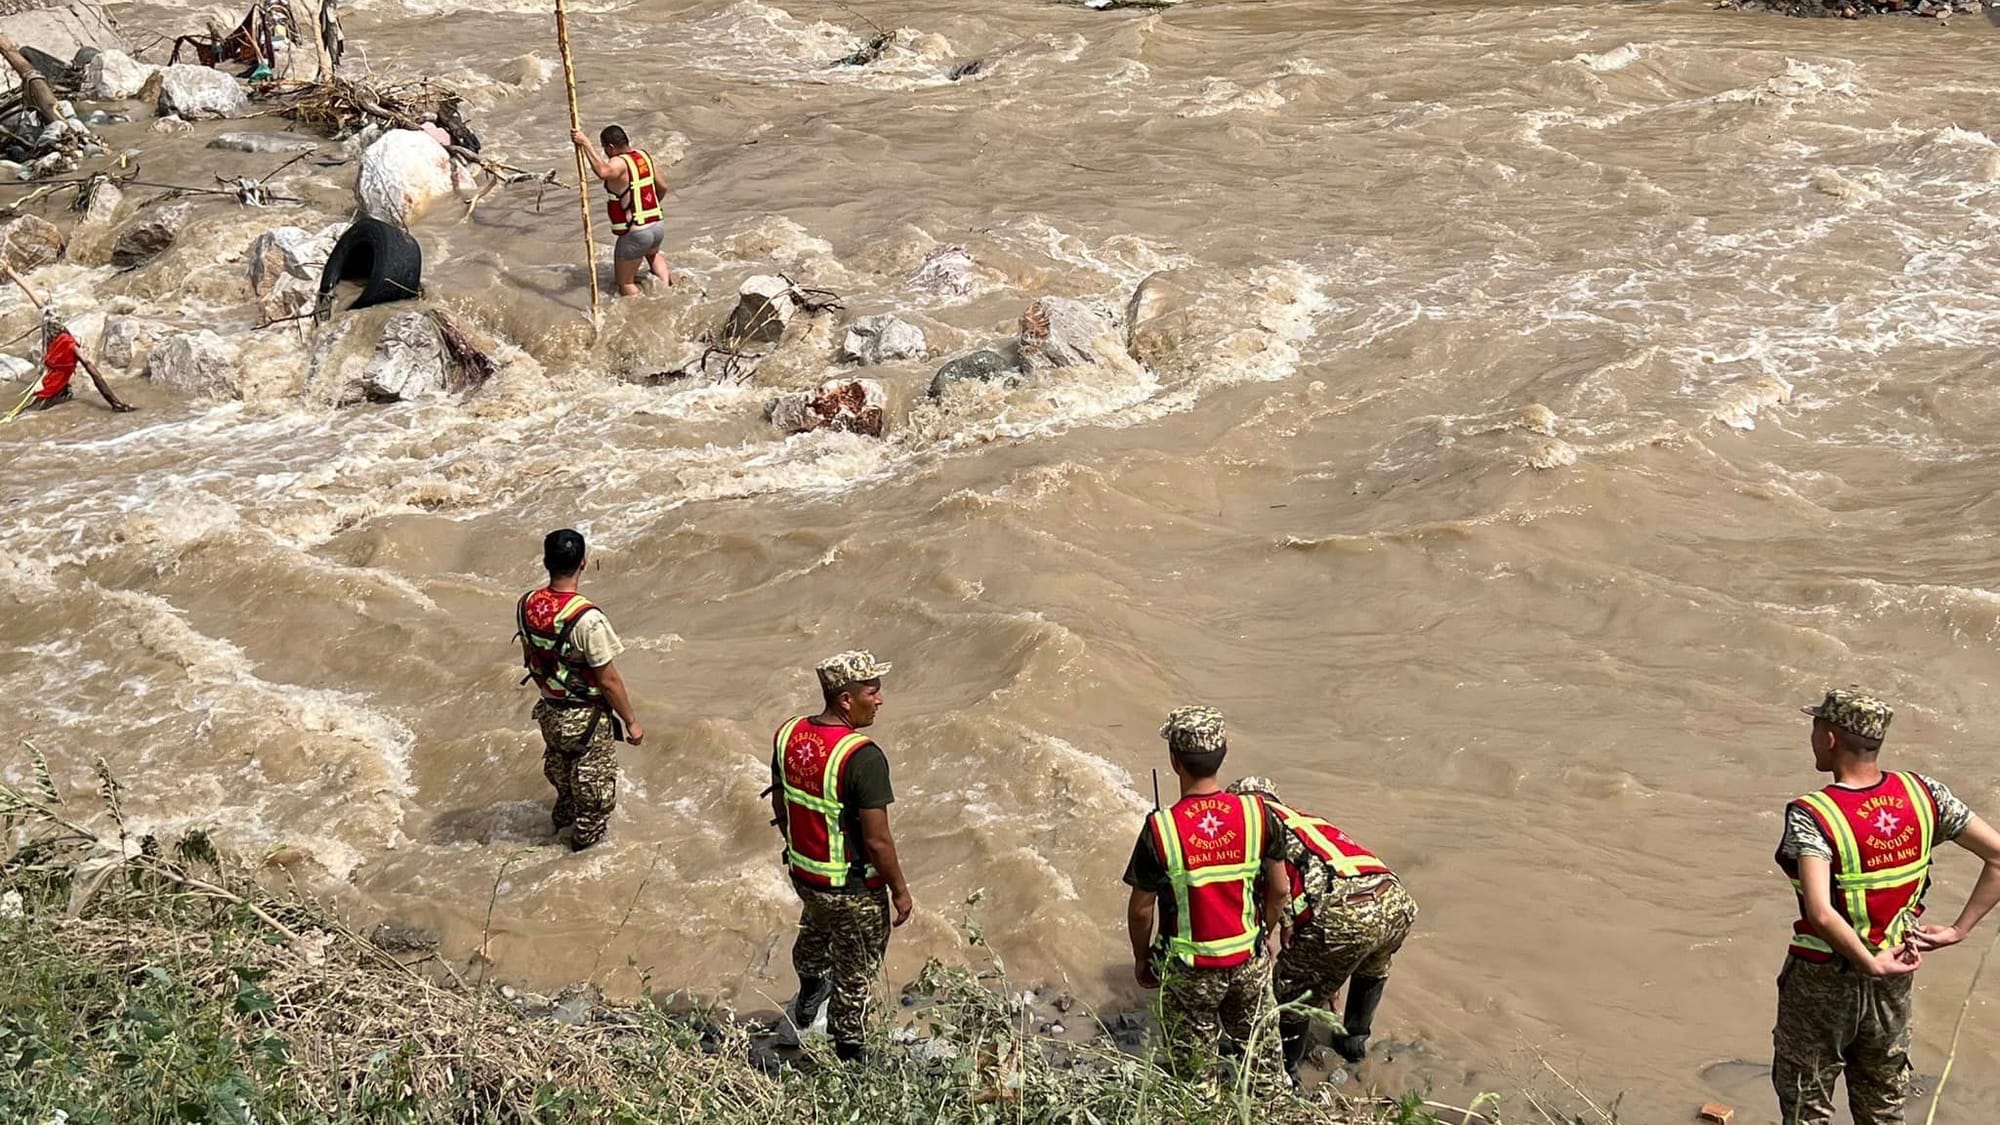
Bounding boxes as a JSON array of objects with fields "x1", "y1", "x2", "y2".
[
  {"x1": 1157, "y1": 946, "x2": 1287, "y2": 1087},
  {"x1": 535, "y1": 701, "x2": 617, "y2": 848},
  {"x1": 1773, "y1": 956, "x2": 1912, "y2": 1125},
  {"x1": 1772, "y1": 690, "x2": 1917, "y2": 1125},
  {"x1": 792, "y1": 884, "x2": 892, "y2": 1049}
]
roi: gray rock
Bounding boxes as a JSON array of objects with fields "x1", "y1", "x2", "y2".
[
  {"x1": 209, "y1": 132, "x2": 321, "y2": 155},
  {"x1": 724, "y1": 274, "x2": 797, "y2": 348},
  {"x1": 840, "y1": 314, "x2": 925, "y2": 366},
  {"x1": 767, "y1": 378, "x2": 887, "y2": 438},
  {"x1": 905, "y1": 245, "x2": 975, "y2": 298},
  {"x1": 1019, "y1": 296, "x2": 1118, "y2": 371},
  {"x1": 248, "y1": 222, "x2": 346, "y2": 299},
  {"x1": 0, "y1": 214, "x2": 64, "y2": 272},
  {"x1": 110, "y1": 208, "x2": 183, "y2": 268},
  {"x1": 366, "y1": 921, "x2": 439, "y2": 954},
  {"x1": 84, "y1": 49, "x2": 155, "y2": 101},
  {"x1": 361, "y1": 311, "x2": 448, "y2": 402},
  {"x1": 0, "y1": 354, "x2": 35, "y2": 381},
  {"x1": 145, "y1": 330, "x2": 240, "y2": 398},
  {"x1": 152, "y1": 64, "x2": 249, "y2": 120},
  {"x1": 99, "y1": 316, "x2": 164, "y2": 370},
  {"x1": 927, "y1": 348, "x2": 1018, "y2": 399},
  {"x1": 0, "y1": 0, "x2": 123, "y2": 98},
  {"x1": 79, "y1": 176, "x2": 122, "y2": 226},
  {"x1": 0, "y1": 160, "x2": 24, "y2": 182}
]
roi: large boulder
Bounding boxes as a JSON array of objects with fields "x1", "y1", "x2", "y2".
[
  {"x1": 0, "y1": 0, "x2": 123, "y2": 97},
  {"x1": 0, "y1": 214, "x2": 65, "y2": 272},
  {"x1": 840, "y1": 314, "x2": 925, "y2": 366},
  {"x1": 99, "y1": 316, "x2": 165, "y2": 370},
  {"x1": 78, "y1": 175, "x2": 122, "y2": 227},
  {"x1": 150, "y1": 64, "x2": 249, "y2": 120},
  {"x1": 767, "y1": 378, "x2": 887, "y2": 438},
  {"x1": 356, "y1": 129, "x2": 456, "y2": 227},
  {"x1": 109, "y1": 207, "x2": 184, "y2": 268},
  {"x1": 249, "y1": 222, "x2": 346, "y2": 300},
  {"x1": 905, "y1": 245, "x2": 975, "y2": 298},
  {"x1": 145, "y1": 330, "x2": 240, "y2": 398},
  {"x1": 723, "y1": 274, "x2": 798, "y2": 348},
  {"x1": 361, "y1": 311, "x2": 448, "y2": 401},
  {"x1": 1018, "y1": 297, "x2": 1118, "y2": 371},
  {"x1": 84, "y1": 49, "x2": 155, "y2": 101},
  {"x1": 928, "y1": 349, "x2": 1019, "y2": 399}
]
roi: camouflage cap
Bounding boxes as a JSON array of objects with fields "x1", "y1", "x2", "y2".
[
  {"x1": 816, "y1": 650, "x2": 892, "y2": 692},
  {"x1": 1226, "y1": 776, "x2": 1281, "y2": 803},
  {"x1": 1801, "y1": 688, "x2": 1893, "y2": 742},
  {"x1": 1160, "y1": 705, "x2": 1226, "y2": 756}
]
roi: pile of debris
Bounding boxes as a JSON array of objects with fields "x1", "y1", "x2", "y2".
[{"x1": 1721, "y1": 0, "x2": 1990, "y2": 17}]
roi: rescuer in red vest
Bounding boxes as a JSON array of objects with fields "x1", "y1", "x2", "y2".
[
  {"x1": 570, "y1": 123, "x2": 672, "y2": 297},
  {"x1": 515, "y1": 529, "x2": 643, "y2": 849},
  {"x1": 767, "y1": 650, "x2": 912, "y2": 1062},
  {"x1": 1123, "y1": 705, "x2": 1290, "y2": 1086},
  {"x1": 1773, "y1": 689, "x2": 2000, "y2": 1125},
  {"x1": 1226, "y1": 775, "x2": 1418, "y2": 1083}
]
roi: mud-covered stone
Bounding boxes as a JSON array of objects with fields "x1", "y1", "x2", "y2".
[{"x1": 767, "y1": 377, "x2": 887, "y2": 438}]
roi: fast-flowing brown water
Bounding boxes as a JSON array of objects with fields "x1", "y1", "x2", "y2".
[{"x1": 5, "y1": 0, "x2": 2000, "y2": 1116}]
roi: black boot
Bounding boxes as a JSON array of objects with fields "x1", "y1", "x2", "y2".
[
  {"x1": 834, "y1": 1040, "x2": 866, "y2": 1063},
  {"x1": 1333, "y1": 976, "x2": 1387, "y2": 1064},
  {"x1": 775, "y1": 976, "x2": 832, "y2": 1048},
  {"x1": 1280, "y1": 1014, "x2": 1309, "y2": 1088}
]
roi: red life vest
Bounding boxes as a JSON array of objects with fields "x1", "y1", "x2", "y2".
[
  {"x1": 1265, "y1": 799, "x2": 1391, "y2": 923},
  {"x1": 1778, "y1": 771, "x2": 1937, "y2": 962},
  {"x1": 774, "y1": 716, "x2": 882, "y2": 890},
  {"x1": 605, "y1": 150, "x2": 663, "y2": 235},
  {"x1": 515, "y1": 588, "x2": 604, "y2": 704},
  {"x1": 35, "y1": 332, "x2": 77, "y2": 402},
  {"x1": 1148, "y1": 792, "x2": 1268, "y2": 970}
]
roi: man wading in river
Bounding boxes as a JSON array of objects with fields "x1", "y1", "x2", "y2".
[
  {"x1": 516, "y1": 529, "x2": 643, "y2": 850},
  {"x1": 1773, "y1": 689, "x2": 2000, "y2": 1125},
  {"x1": 769, "y1": 651, "x2": 913, "y2": 1061},
  {"x1": 1125, "y1": 707, "x2": 1289, "y2": 1088},
  {"x1": 1226, "y1": 776, "x2": 1417, "y2": 1084},
  {"x1": 5, "y1": 308, "x2": 134, "y2": 421},
  {"x1": 570, "y1": 124, "x2": 671, "y2": 296}
]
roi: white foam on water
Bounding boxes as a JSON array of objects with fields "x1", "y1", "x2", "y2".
[{"x1": 1571, "y1": 44, "x2": 1643, "y2": 73}]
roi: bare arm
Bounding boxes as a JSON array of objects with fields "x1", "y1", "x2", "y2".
[
  {"x1": 591, "y1": 660, "x2": 642, "y2": 745},
  {"x1": 569, "y1": 131, "x2": 628, "y2": 189},
  {"x1": 77, "y1": 352, "x2": 133, "y2": 412},
  {"x1": 858, "y1": 806, "x2": 913, "y2": 926},
  {"x1": 1799, "y1": 854, "x2": 1920, "y2": 976},
  {"x1": 1915, "y1": 815, "x2": 2000, "y2": 950},
  {"x1": 1127, "y1": 888, "x2": 1159, "y2": 987}
]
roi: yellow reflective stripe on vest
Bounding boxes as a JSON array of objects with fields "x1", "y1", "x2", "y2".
[
  {"x1": 1796, "y1": 773, "x2": 1936, "y2": 952},
  {"x1": 1154, "y1": 795, "x2": 1264, "y2": 962},
  {"x1": 1799, "y1": 790, "x2": 1871, "y2": 935},
  {"x1": 616, "y1": 152, "x2": 663, "y2": 227},
  {"x1": 779, "y1": 728, "x2": 876, "y2": 887},
  {"x1": 1272, "y1": 802, "x2": 1385, "y2": 878}
]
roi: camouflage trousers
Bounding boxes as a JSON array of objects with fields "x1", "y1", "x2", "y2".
[
  {"x1": 1772, "y1": 954, "x2": 1913, "y2": 1125},
  {"x1": 1274, "y1": 877, "x2": 1418, "y2": 1019},
  {"x1": 534, "y1": 700, "x2": 618, "y2": 849},
  {"x1": 1157, "y1": 946, "x2": 1287, "y2": 1089},
  {"x1": 792, "y1": 883, "x2": 891, "y2": 1049}
]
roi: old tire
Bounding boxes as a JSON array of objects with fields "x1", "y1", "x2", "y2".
[{"x1": 316, "y1": 218, "x2": 422, "y2": 313}]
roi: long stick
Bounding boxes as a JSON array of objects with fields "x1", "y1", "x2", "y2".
[
  {"x1": 553, "y1": 0, "x2": 600, "y2": 326},
  {"x1": 1925, "y1": 929, "x2": 2000, "y2": 1125}
]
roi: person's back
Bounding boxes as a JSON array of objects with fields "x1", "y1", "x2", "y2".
[{"x1": 570, "y1": 123, "x2": 671, "y2": 296}]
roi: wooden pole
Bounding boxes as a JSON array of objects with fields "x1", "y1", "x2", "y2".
[
  {"x1": 0, "y1": 260, "x2": 136, "y2": 413},
  {"x1": 0, "y1": 34, "x2": 62, "y2": 130},
  {"x1": 553, "y1": 0, "x2": 601, "y2": 326}
]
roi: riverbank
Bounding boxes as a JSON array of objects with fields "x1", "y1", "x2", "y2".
[{"x1": 0, "y1": 762, "x2": 1496, "y2": 1125}]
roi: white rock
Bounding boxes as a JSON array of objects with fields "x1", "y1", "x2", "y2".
[
  {"x1": 767, "y1": 377, "x2": 887, "y2": 438},
  {"x1": 906, "y1": 245, "x2": 975, "y2": 297},
  {"x1": 151, "y1": 114, "x2": 191, "y2": 134},
  {"x1": 0, "y1": 214, "x2": 65, "y2": 272},
  {"x1": 356, "y1": 129, "x2": 456, "y2": 226},
  {"x1": 248, "y1": 222, "x2": 346, "y2": 298},
  {"x1": 0, "y1": 354, "x2": 35, "y2": 382},
  {"x1": 724, "y1": 274, "x2": 798, "y2": 348},
  {"x1": 153, "y1": 64, "x2": 249, "y2": 120},
  {"x1": 361, "y1": 311, "x2": 448, "y2": 401},
  {"x1": 840, "y1": 314, "x2": 925, "y2": 366},
  {"x1": 1018, "y1": 296, "x2": 1118, "y2": 372},
  {"x1": 145, "y1": 330, "x2": 240, "y2": 398},
  {"x1": 85, "y1": 49, "x2": 156, "y2": 101},
  {"x1": 0, "y1": 888, "x2": 21, "y2": 920},
  {"x1": 99, "y1": 317, "x2": 165, "y2": 370},
  {"x1": 80, "y1": 177, "x2": 122, "y2": 226}
]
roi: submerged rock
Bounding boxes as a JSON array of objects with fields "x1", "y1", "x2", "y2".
[
  {"x1": 357, "y1": 129, "x2": 456, "y2": 227},
  {"x1": 840, "y1": 314, "x2": 925, "y2": 366},
  {"x1": 905, "y1": 245, "x2": 976, "y2": 298},
  {"x1": 209, "y1": 132, "x2": 320, "y2": 155},
  {"x1": 724, "y1": 274, "x2": 799, "y2": 348},
  {"x1": 150, "y1": 64, "x2": 250, "y2": 120},
  {"x1": 1018, "y1": 296, "x2": 1118, "y2": 371},
  {"x1": 146, "y1": 330, "x2": 240, "y2": 398},
  {"x1": 767, "y1": 378, "x2": 887, "y2": 438},
  {"x1": 0, "y1": 214, "x2": 64, "y2": 272},
  {"x1": 927, "y1": 349, "x2": 1018, "y2": 399},
  {"x1": 361, "y1": 311, "x2": 449, "y2": 401}
]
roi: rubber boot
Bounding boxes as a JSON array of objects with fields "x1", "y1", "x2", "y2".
[
  {"x1": 1333, "y1": 975, "x2": 1387, "y2": 1064},
  {"x1": 774, "y1": 976, "x2": 832, "y2": 1048},
  {"x1": 1280, "y1": 1014, "x2": 1309, "y2": 1089}
]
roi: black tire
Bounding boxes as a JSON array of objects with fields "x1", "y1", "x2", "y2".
[{"x1": 316, "y1": 218, "x2": 423, "y2": 314}]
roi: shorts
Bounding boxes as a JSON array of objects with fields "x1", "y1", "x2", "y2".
[{"x1": 614, "y1": 221, "x2": 665, "y2": 262}]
